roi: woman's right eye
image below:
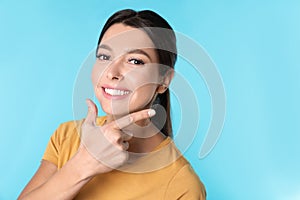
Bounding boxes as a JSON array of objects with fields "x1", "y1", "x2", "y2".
[{"x1": 96, "y1": 54, "x2": 111, "y2": 61}]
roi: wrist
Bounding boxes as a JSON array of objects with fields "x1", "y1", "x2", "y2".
[
  {"x1": 72, "y1": 145, "x2": 108, "y2": 179},
  {"x1": 69, "y1": 147, "x2": 96, "y2": 180}
]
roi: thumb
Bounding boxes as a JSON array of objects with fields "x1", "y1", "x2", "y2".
[{"x1": 84, "y1": 98, "x2": 98, "y2": 125}]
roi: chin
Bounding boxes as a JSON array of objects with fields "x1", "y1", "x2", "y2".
[
  {"x1": 98, "y1": 95, "x2": 153, "y2": 116},
  {"x1": 100, "y1": 102, "x2": 129, "y2": 116}
]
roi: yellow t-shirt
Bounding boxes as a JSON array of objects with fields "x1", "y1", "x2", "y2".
[{"x1": 43, "y1": 117, "x2": 206, "y2": 200}]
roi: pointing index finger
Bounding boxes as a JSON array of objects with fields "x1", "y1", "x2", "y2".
[{"x1": 112, "y1": 109, "x2": 156, "y2": 130}]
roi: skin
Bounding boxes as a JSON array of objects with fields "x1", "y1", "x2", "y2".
[
  {"x1": 92, "y1": 23, "x2": 173, "y2": 152},
  {"x1": 93, "y1": 23, "x2": 161, "y2": 116},
  {"x1": 18, "y1": 23, "x2": 173, "y2": 200}
]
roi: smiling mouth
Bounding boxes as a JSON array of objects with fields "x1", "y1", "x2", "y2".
[{"x1": 103, "y1": 87, "x2": 131, "y2": 96}]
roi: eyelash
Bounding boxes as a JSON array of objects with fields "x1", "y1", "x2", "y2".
[
  {"x1": 128, "y1": 58, "x2": 145, "y2": 65},
  {"x1": 96, "y1": 53, "x2": 145, "y2": 65},
  {"x1": 96, "y1": 54, "x2": 111, "y2": 61}
]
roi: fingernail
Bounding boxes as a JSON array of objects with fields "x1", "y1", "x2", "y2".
[
  {"x1": 124, "y1": 131, "x2": 133, "y2": 137},
  {"x1": 86, "y1": 99, "x2": 91, "y2": 105},
  {"x1": 148, "y1": 109, "x2": 156, "y2": 117}
]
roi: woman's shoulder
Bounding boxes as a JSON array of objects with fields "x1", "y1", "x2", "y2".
[
  {"x1": 165, "y1": 161, "x2": 206, "y2": 199},
  {"x1": 43, "y1": 116, "x2": 107, "y2": 168},
  {"x1": 52, "y1": 116, "x2": 107, "y2": 142},
  {"x1": 163, "y1": 140, "x2": 207, "y2": 199}
]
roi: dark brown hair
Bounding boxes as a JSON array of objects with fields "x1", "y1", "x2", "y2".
[{"x1": 97, "y1": 9, "x2": 177, "y2": 138}]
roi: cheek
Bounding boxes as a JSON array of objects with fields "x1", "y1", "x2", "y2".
[
  {"x1": 124, "y1": 67, "x2": 160, "y2": 109},
  {"x1": 91, "y1": 63, "x2": 106, "y2": 87},
  {"x1": 126, "y1": 66, "x2": 161, "y2": 88},
  {"x1": 129, "y1": 84, "x2": 157, "y2": 109}
]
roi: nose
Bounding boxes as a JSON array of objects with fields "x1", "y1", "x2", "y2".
[{"x1": 106, "y1": 59, "x2": 124, "y2": 81}]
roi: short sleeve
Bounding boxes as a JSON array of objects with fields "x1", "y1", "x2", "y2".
[
  {"x1": 41, "y1": 120, "x2": 84, "y2": 168},
  {"x1": 40, "y1": 116, "x2": 112, "y2": 168},
  {"x1": 164, "y1": 164, "x2": 206, "y2": 200},
  {"x1": 42, "y1": 128, "x2": 60, "y2": 166}
]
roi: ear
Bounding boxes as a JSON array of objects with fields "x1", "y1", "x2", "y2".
[{"x1": 157, "y1": 69, "x2": 174, "y2": 94}]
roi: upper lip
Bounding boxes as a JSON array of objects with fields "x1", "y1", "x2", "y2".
[{"x1": 101, "y1": 84, "x2": 131, "y2": 92}]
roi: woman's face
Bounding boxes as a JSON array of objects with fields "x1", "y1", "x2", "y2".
[{"x1": 92, "y1": 23, "x2": 162, "y2": 116}]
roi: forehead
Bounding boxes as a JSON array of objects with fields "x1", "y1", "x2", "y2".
[{"x1": 100, "y1": 23, "x2": 155, "y2": 50}]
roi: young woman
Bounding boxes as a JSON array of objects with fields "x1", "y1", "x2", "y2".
[{"x1": 18, "y1": 9, "x2": 206, "y2": 199}]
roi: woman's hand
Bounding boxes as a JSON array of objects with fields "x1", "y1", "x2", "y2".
[{"x1": 77, "y1": 99, "x2": 156, "y2": 176}]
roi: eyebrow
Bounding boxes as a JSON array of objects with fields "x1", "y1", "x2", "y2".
[
  {"x1": 126, "y1": 49, "x2": 152, "y2": 61},
  {"x1": 97, "y1": 44, "x2": 152, "y2": 61},
  {"x1": 97, "y1": 44, "x2": 112, "y2": 51}
]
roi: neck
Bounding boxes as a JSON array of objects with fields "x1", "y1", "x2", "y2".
[
  {"x1": 105, "y1": 114, "x2": 166, "y2": 153},
  {"x1": 128, "y1": 132, "x2": 166, "y2": 153},
  {"x1": 105, "y1": 114, "x2": 125, "y2": 123}
]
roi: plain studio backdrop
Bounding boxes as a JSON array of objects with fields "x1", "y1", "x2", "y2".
[{"x1": 0, "y1": 0, "x2": 299, "y2": 199}]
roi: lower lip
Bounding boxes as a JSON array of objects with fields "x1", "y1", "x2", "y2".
[{"x1": 101, "y1": 87, "x2": 131, "y2": 100}]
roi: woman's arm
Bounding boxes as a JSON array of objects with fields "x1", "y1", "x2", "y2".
[
  {"x1": 17, "y1": 146, "x2": 97, "y2": 200},
  {"x1": 18, "y1": 99, "x2": 155, "y2": 200},
  {"x1": 18, "y1": 160, "x2": 57, "y2": 199}
]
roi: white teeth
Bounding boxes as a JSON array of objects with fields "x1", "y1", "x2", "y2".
[{"x1": 104, "y1": 88, "x2": 130, "y2": 96}]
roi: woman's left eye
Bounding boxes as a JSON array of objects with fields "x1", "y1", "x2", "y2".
[{"x1": 128, "y1": 58, "x2": 145, "y2": 65}]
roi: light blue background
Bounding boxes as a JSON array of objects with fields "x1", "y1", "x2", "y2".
[{"x1": 1, "y1": 0, "x2": 300, "y2": 199}]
